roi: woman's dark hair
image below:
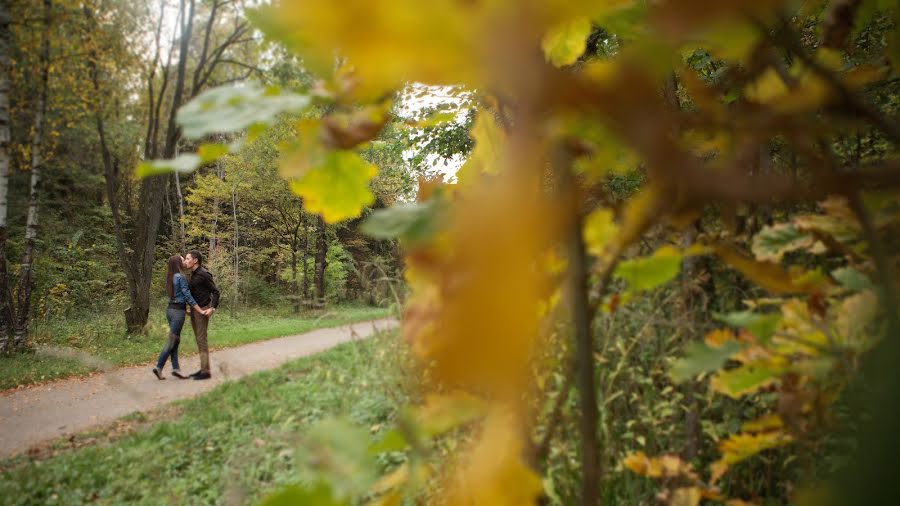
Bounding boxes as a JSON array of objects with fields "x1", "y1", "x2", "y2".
[
  {"x1": 165, "y1": 255, "x2": 183, "y2": 299},
  {"x1": 187, "y1": 250, "x2": 203, "y2": 266}
]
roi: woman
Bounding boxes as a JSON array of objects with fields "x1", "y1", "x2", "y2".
[{"x1": 153, "y1": 255, "x2": 211, "y2": 380}]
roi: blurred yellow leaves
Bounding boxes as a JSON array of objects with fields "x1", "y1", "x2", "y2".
[
  {"x1": 445, "y1": 408, "x2": 543, "y2": 506},
  {"x1": 405, "y1": 176, "x2": 555, "y2": 396},
  {"x1": 712, "y1": 242, "x2": 828, "y2": 295},
  {"x1": 541, "y1": 17, "x2": 592, "y2": 67},
  {"x1": 266, "y1": 0, "x2": 647, "y2": 96},
  {"x1": 622, "y1": 451, "x2": 697, "y2": 479},
  {"x1": 264, "y1": 0, "x2": 477, "y2": 95},
  {"x1": 745, "y1": 48, "x2": 889, "y2": 113}
]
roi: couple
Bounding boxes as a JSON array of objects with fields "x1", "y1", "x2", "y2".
[{"x1": 152, "y1": 250, "x2": 220, "y2": 381}]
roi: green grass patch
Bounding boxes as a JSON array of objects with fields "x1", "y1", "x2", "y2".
[
  {"x1": 0, "y1": 304, "x2": 391, "y2": 390},
  {"x1": 0, "y1": 331, "x2": 409, "y2": 506}
]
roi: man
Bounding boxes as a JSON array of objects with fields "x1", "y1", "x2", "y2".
[{"x1": 184, "y1": 250, "x2": 220, "y2": 380}]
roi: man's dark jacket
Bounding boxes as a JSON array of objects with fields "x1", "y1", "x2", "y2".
[{"x1": 189, "y1": 266, "x2": 220, "y2": 309}]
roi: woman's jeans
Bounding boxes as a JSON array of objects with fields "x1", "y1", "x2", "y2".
[{"x1": 156, "y1": 308, "x2": 187, "y2": 370}]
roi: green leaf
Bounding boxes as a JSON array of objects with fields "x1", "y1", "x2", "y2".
[
  {"x1": 831, "y1": 267, "x2": 873, "y2": 292},
  {"x1": 614, "y1": 245, "x2": 683, "y2": 291},
  {"x1": 361, "y1": 202, "x2": 443, "y2": 245},
  {"x1": 295, "y1": 418, "x2": 378, "y2": 501},
  {"x1": 711, "y1": 363, "x2": 783, "y2": 398},
  {"x1": 288, "y1": 151, "x2": 378, "y2": 223},
  {"x1": 541, "y1": 17, "x2": 592, "y2": 67},
  {"x1": 198, "y1": 143, "x2": 230, "y2": 163},
  {"x1": 715, "y1": 311, "x2": 781, "y2": 343},
  {"x1": 177, "y1": 83, "x2": 310, "y2": 139},
  {"x1": 135, "y1": 154, "x2": 201, "y2": 178},
  {"x1": 259, "y1": 483, "x2": 347, "y2": 506},
  {"x1": 751, "y1": 223, "x2": 815, "y2": 262},
  {"x1": 411, "y1": 392, "x2": 488, "y2": 438},
  {"x1": 669, "y1": 340, "x2": 742, "y2": 383},
  {"x1": 367, "y1": 429, "x2": 408, "y2": 454}
]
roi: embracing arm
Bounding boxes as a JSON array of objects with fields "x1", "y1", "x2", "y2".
[
  {"x1": 206, "y1": 270, "x2": 220, "y2": 309},
  {"x1": 176, "y1": 274, "x2": 201, "y2": 311}
]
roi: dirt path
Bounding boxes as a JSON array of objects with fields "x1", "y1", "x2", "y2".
[{"x1": 0, "y1": 318, "x2": 398, "y2": 459}]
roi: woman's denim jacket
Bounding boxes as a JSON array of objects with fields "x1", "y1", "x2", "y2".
[{"x1": 171, "y1": 273, "x2": 199, "y2": 308}]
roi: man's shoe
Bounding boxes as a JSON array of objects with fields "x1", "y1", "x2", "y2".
[
  {"x1": 189, "y1": 370, "x2": 202, "y2": 378},
  {"x1": 171, "y1": 370, "x2": 188, "y2": 379},
  {"x1": 152, "y1": 368, "x2": 165, "y2": 380},
  {"x1": 193, "y1": 371, "x2": 212, "y2": 380}
]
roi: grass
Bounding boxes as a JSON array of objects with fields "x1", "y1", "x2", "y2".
[
  {"x1": 0, "y1": 303, "x2": 391, "y2": 390},
  {"x1": 0, "y1": 331, "x2": 409, "y2": 506}
]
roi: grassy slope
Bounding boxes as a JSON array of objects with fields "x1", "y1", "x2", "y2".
[
  {"x1": 0, "y1": 331, "x2": 407, "y2": 506},
  {"x1": 0, "y1": 305, "x2": 390, "y2": 390}
]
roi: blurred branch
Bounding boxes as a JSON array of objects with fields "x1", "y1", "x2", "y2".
[
  {"x1": 555, "y1": 146, "x2": 600, "y2": 506},
  {"x1": 761, "y1": 14, "x2": 900, "y2": 144}
]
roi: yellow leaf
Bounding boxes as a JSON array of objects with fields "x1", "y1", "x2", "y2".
[
  {"x1": 699, "y1": 20, "x2": 760, "y2": 62},
  {"x1": 710, "y1": 360, "x2": 784, "y2": 398},
  {"x1": 704, "y1": 328, "x2": 735, "y2": 348},
  {"x1": 287, "y1": 150, "x2": 378, "y2": 222},
  {"x1": 622, "y1": 452, "x2": 695, "y2": 479},
  {"x1": 446, "y1": 408, "x2": 543, "y2": 506},
  {"x1": 740, "y1": 413, "x2": 783, "y2": 433},
  {"x1": 616, "y1": 182, "x2": 664, "y2": 252},
  {"x1": 583, "y1": 208, "x2": 618, "y2": 257},
  {"x1": 716, "y1": 431, "x2": 793, "y2": 466},
  {"x1": 744, "y1": 68, "x2": 789, "y2": 104},
  {"x1": 456, "y1": 109, "x2": 504, "y2": 185},
  {"x1": 622, "y1": 451, "x2": 663, "y2": 478},
  {"x1": 670, "y1": 487, "x2": 702, "y2": 506},
  {"x1": 710, "y1": 459, "x2": 729, "y2": 484},
  {"x1": 712, "y1": 243, "x2": 823, "y2": 295},
  {"x1": 542, "y1": 17, "x2": 592, "y2": 67}
]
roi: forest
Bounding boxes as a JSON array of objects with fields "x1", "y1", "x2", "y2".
[{"x1": 0, "y1": 0, "x2": 899, "y2": 505}]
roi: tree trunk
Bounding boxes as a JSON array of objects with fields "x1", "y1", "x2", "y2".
[
  {"x1": 12, "y1": 0, "x2": 52, "y2": 348},
  {"x1": 84, "y1": 4, "x2": 139, "y2": 337},
  {"x1": 291, "y1": 248, "x2": 299, "y2": 312},
  {"x1": 0, "y1": 0, "x2": 13, "y2": 352},
  {"x1": 314, "y1": 215, "x2": 328, "y2": 305},
  {"x1": 124, "y1": 0, "x2": 194, "y2": 333},
  {"x1": 231, "y1": 187, "x2": 239, "y2": 311},
  {"x1": 174, "y1": 171, "x2": 186, "y2": 251},
  {"x1": 165, "y1": 179, "x2": 177, "y2": 246},
  {"x1": 301, "y1": 214, "x2": 310, "y2": 299}
]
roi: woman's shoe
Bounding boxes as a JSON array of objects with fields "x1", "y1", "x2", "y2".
[
  {"x1": 152, "y1": 368, "x2": 165, "y2": 380},
  {"x1": 171, "y1": 370, "x2": 188, "y2": 379}
]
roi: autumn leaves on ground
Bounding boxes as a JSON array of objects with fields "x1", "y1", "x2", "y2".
[{"x1": 2, "y1": 0, "x2": 899, "y2": 505}]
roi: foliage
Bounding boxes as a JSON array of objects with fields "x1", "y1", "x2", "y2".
[{"x1": 99, "y1": 0, "x2": 900, "y2": 504}]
